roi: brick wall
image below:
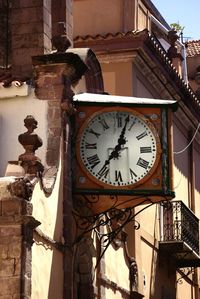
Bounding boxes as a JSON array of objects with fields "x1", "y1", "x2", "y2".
[
  {"x1": 10, "y1": 0, "x2": 73, "y2": 77},
  {"x1": 0, "y1": 221, "x2": 22, "y2": 298},
  {"x1": 11, "y1": 0, "x2": 52, "y2": 77}
]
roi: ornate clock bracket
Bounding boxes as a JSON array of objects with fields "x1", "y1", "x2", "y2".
[
  {"x1": 177, "y1": 267, "x2": 195, "y2": 285},
  {"x1": 72, "y1": 93, "x2": 177, "y2": 263},
  {"x1": 72, "y1": 194, "x2": 159, "y2": 264}
]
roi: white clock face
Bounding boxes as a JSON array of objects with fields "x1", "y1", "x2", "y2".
[{"x1": 79, "y1": 109, "x2": 160, "y2": 187}]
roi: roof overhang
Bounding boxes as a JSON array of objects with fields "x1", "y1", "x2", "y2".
[{"x1": 74, "y1": 29, "x2": 200, "y2": 122}]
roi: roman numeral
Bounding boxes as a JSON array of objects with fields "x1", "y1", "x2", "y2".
[
  {"x1": 97, "y1": 164, "x2": 109, "y2": 179},
  {"x1": 87, "y1": 154, "x2": 100, "y2": 169},
  {"x1": 115, "y1": 170, "x2": 123, "y2": 182},
  {"x1": 85, "y1": 142, "x2": 97, "y2": 149},
  {"x1": 99, "y1": 118, "x2": 109, "y2": 130},
  {"x1": 137, "y1": 158, "x2": 149, "y2": 169},
  {"x1": 130, "y1": 168, "x2": 137, "y2": 179},
  {"x1": 117, "y1": 116, "x2": 122, "y2": 128},
  {"x1": 87, "y1": 128, "x2": 101, "y2": 138},
  {"x1": 136, "y1": 131, "x2": 148, "y2": 140},
  {"x1": 128, "y1": 120, "x2": 136, "y2": 131},
  {"x1": 140, "y1": 146, "x2": 152, "y2": 153}
]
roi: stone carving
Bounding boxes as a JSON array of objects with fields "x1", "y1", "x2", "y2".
[
  {"x1": 167, "y1": 29, "x2": 183, "y2": 61},
  {"x1": 52, "y1": 22, "x2": 71, "y2": 53},
  {"x1": 8, "y1": 177, "x2": 35, "y2": 200},
  {"x1": 18, "y1": 115, "x2": 44, "y2": 176}
]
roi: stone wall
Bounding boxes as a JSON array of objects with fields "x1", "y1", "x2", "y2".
[
  {"x1": 0, "y1": 178, "x2": 39, "y2": 298},
  {"x1": 0, "y1": 216, "x2": 22, "y2": 298}
]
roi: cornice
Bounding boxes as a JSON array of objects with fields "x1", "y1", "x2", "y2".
[{"x1": 74, "y1": 30, "x2": 200, "y2": 122}]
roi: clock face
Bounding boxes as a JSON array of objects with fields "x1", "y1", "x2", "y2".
[{"x1": 78, "y1": 108, "x2": 161, "y2": 187}]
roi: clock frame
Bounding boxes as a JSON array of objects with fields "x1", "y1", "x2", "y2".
[
  {"x1": 73, "y1": 93, "x2": 176, "y2": 213},
  {"x1": 76, "y1": 106, "x2": 161, "y2": 189}
]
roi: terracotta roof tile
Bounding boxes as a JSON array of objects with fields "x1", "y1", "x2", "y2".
[
  {"x1": 186, "y1": 40, "x2": 200, "y2": 57},
  {"x1": 0, "y1": 68, "x2": 29, "y2": 87},
  {"x1": 74, "y1": 30, "x2": 141, "y2": 42}
]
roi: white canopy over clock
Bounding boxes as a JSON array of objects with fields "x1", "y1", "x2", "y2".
[{"x1": 73, "y1": 92, "x2": 177, "y2": 106}]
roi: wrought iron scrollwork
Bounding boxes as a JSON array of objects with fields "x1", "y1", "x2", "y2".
[
  {"x1": 95, "y1": 208, "x2": 140, "y2": 249},
  {"x1": 161, "y1": 201, "x2": 199, "y2": 255},
  {"x1": 177, "y1": 267, "x2": 194, "y2": 284},
  {"x1": 73, "y1": 194, "x2": 156, "y2": 265}
]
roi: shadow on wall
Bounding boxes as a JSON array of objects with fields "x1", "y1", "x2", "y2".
[
  {"x1": 149, "y1": 208, "x2": 176, "y2": 299},
  {"x1": 173, "y1": 120, "x2": 200, "y2": 194},
  {"x1": 47, "y1": 171, "x2": 64, "y2": 299},
  {"x1": 31, "y1": 167, "x2": 64, "y2": 299}
]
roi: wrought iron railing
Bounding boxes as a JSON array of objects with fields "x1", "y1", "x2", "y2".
[{"x1": 161, "y1": 201, "x2": 199, "y2": 255}]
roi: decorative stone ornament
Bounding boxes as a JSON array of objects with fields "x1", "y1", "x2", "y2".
[
  {"x1": 52, "y1": 22, "x2": 71, "y2": 53},
  {"x1": 73, "y1": 93, "x2": 177, "y2": 214},
  {"x1": 167, "y1": 29, "x2": 183, "y2": 61},
  {"x1": 18, "y1": 115, "x2": 44, "y2": 176}
]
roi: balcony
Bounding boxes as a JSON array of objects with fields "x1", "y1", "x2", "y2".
[{"x1": 159, "y1": 201, "x2": 200, "y2": 267}]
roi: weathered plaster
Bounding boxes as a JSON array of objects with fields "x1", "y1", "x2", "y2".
[{"x1": 0, "y1": 88, "x2": 48, "y2": 177}]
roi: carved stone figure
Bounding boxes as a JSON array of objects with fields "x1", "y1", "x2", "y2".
[{"x1": 18, "y1": 115, "x2": 44, "y2": 176}]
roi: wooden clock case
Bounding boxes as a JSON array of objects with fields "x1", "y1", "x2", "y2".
[{"x1": 72, "y1": 93, "x2": 176, "y2": 214}]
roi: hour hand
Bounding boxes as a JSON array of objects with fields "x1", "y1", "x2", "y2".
[{"x1": 97, "y1": 146, "x2": 120, "y2": 178}]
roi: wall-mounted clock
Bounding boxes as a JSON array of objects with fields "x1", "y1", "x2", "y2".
[
  {"x1": 77, "y1": 107, "x2": 161, "y2": 189},
  {"x1": 73, "y1": 93, "x2": 176, "y2": 213}
]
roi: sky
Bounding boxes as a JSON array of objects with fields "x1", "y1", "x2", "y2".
[{"x1": 151, "y1": 0, "x2": 200, "y2": 41}]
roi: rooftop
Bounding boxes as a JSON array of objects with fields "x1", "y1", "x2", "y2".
[
  {"x1": 0, "y1": 68, "x2": 29, "y2": 87},
  {"x1": 187, "y1": 40, "x2": 200, "y2": 57},
  {"x1": 74, "y1": 29, "x2": 200, "y2": 122}
]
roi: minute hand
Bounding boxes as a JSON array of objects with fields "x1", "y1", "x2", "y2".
[
  {"x1": 97, "y1": 115, "x2": 130, "y2": 177},
  {"x1": 108, "y1": 114, "x2": 130, "y2": 160},
  {"x1": 117, "y1": 115, "x2": 130, "y2": 145},
  {"x1": 102, "y1": 115, "x2": 130, "y2": 164}
]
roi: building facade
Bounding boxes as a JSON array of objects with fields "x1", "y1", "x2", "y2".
[{"x1": 0, "y1": 1, "x2": 200, "y2": 299}]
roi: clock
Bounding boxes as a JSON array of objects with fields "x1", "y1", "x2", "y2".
[
  {"x1": 73, "y1": 93, "x2": 176, "y2": 213},
  {"x1": 77, "y1": 107, "x2": 161, "y2": 189}
]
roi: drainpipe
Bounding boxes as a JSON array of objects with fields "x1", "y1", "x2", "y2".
[{"x1": 150, "y1": 15, "x2": 188, "y2": 85}]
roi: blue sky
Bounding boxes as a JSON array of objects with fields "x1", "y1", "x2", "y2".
[{"x1": 151, "y1": 0, "x2": 200, "y2": 41}]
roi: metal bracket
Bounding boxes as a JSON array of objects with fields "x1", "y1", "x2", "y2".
[
  {"x1": 177, "y1": 267, "x2": 195, "y2": 284},
  {"x1": 73, "y1": 194, "x2": 158, "y2": 265}
]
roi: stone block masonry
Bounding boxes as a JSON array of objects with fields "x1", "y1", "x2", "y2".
[
  {"x1": 0, "y1": 198, "x2": 22, "y2": 298},
  {"x1": 0, "y1": 179, "x2": 38, "y2": 298},
  {"x1": 11, "y1": 0, "x2": 52, "y2": 77}
]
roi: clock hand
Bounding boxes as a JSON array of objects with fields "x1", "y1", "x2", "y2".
[
  {"x1": 98, "y1": 142, "x2": 124, "y2": 177},
  {"x1": 117, "y1": 115, "x2": 130, "y2": 146},
  {"x1": 98, "y1": 115, "x2": 130, "y2": 176},
  {"x1": 107, "y1": 116, "x2": 130, "y2": 162}
]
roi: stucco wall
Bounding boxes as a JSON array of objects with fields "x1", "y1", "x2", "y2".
[
  {"x1": 104, "y1": 243, "x2": 129, "y2": 291},
  {"x1": 31, "y1": 154, "x2": 63, "y2": 299},
  {"x1": 194, "y1": 146, "x2": 200, "y2": 218},
  {"x1": 173, "y1": 121, "x2": 189, "y2": 204},
  {"x1": 102, "y1": 62, "x2": 132, "y2": 96},
  {"x1": 74, "y1": 0, "x2": 123, "y2": 37},
  {"x1": 137, "y1": 0, "x2": 149, "y2": 31}
]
